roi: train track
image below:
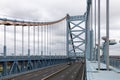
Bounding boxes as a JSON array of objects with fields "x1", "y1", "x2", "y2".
[
  {"x1": 3, "y1": 63, "x2": 69, "y2": 80},
  {"x1": 75, "y1": 62, "x2": 85, "y2": 80},
  {"x1": 42, "y1": 62, "x2": 85, "y2": 80},
  {"x1": 3, "y1": 62, "x2": 85, "y2": 80}
]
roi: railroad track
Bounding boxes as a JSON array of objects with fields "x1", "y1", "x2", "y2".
[
  {"x1": 42, "y1": 62, "x2": 85, "y2": 80},
  {"x1": 75, "y1": 62, "x2": 85, "y2": 80},
  {"x1": 3, "y1": 62, "x2": 85, "y2": 80},
  {"x1": 2, "y1": 63, "x2": 69, "y2": 80}
]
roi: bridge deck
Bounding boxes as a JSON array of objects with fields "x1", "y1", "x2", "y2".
[
  {"x1": 2, "y1": 62, "x2": 84, "y2": 80},
  {"x1": 2, "y1": 63, "x2": 68, "y2": 80},
  {"x1": 43, "y1": 62, "x2": 84, "y2": 80},
  {"x1": 86, "y1": 60, "x2": 120, "y2": 80}
]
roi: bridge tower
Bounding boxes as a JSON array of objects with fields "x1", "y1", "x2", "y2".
[{"x1": 66, "y1": 14, "x2": 86, "y2": 60}]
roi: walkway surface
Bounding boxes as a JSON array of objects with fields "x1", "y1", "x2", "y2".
[{"x1": 86, "y1": 60, "x2": 120, "y2": 80}]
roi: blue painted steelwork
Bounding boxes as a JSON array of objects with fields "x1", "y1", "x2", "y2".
[
  {"x1": 109, "y1": 57, "x2": 120, "y2": 69},
  {"x1": 95, "y1": 45, "x2": 98, "y2": 61},
  {"x1": 101, "y1": 39, "x2": 117, "y2": 67},
  {"x1": 0, "y1": 56, "x2": 68, "y2": 76},
  {"x1": 102, "y1": 42, "x2": 107, "y2": 63},
  {"x1": 85, "y1": 1, "x2": 92, "y2": 80},
  {"x1": 0, "y1": 0, "x2": 94, "y2": 78},
  {"x1": 66, "y1": 14, "x2": 86, "y2": 59},
  {"x1": 0, "y1": 16, "x2": 69, "y2": 77},
  {"x1": 90, "y1": 30, "x2": 93, "y2": 60},
  {"x1": 85, "y1": 0, "x2": 91, "y2": 60}
]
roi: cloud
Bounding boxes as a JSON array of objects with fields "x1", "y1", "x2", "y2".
[
  {"x1": 0, "y1": 0, "x2": 120, "y2": 56},
  {"x1": 0, "y1": 0, "x2": 87, "y2": 21}
]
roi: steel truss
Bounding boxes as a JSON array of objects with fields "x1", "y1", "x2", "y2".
[
  {"x1": 1, "y1": 56, "x2": 68, "y2": 76},
  {"x1": 66, "y1": 14, "x2": 86, "y2": 59}
]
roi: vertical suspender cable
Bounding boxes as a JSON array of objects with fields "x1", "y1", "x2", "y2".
[
  {"x1": 54, "y1": 24, "x2": 56, "y2": 57},
  {"x1": 41, "y1": 26, "x2": 43, "y2": 56},
  {"x1": 4, "y1": 25, "x2": 6, "y2": 57},
  {"x1": 47, "y1": 25, "x2": 49, "y2": 57},
  {"x1": 90, "y1": 0, "x2": 93, "y2": 61},
  {"x1": 63, "y1": 21, "x2": 65, "y2": 55},
  {"x1": 48, "y1": 25, "x2": 50, "y2": 58},
  {"x1": 106, "y1": 0, "x2": 109, "y2": 70},
  {"x1": 46, "y1": 25, "x2": 47, "y2": 56},
  {"x1": 51, "y1": 25, "x2": 52, "y2": 56},
  {"x1": 47, "y1": 25, "x2": 48, "y2": 56},
  {"x1": 3, "y1": 25, "x2": 7, "y2": 75},
  {"x1": 51, "y1": 24, "x2": 53, "y2": 57},
  {"x1": 48, "y1": 25, "x2": 49, "y2": 57},
  {"x1": 66, "y1": 15, "x2": 69, "y2": 57},
  {"x1": 43, "y1": 25, "x2": 44, "y2": 56},
  {"x1": 50, "y1": 25, "x2": 52, "y2": 57},
  {"x1": 44, "y1": 25, "x2": 45, "y2": 56},
  {"x1": 64, "y1": 21, "x2": 65, "y2": 56},
  {"x1": 40, "y1": 26, "x2": 41, "y2": 56},
  {"x1": 33, "y1": 26, "x2": 35, "y2": 56},
  {"x1": 14, "y1": 25, "x2": 16, "y2": 56},
  {"x1": 55, "y1": 24, "x2": 57, "y2": 57},
  {"x1": 45, "y1": 25, "x2": 47, "y2": 55},
  {"x1": 51, "y1": 24, "x2": 53, "y2": 58},
  {"x1": 44, "y1": 25, "x2": 47, "y2": 63},
  {"x1": 49, "y1": 25, "x2": 51, "y2": 57},
  {"x1": 64, "y1": 20, "x2": 66, "y2": 56},
  {"x1": 44, "y1": 25, "x2": 46, "y2": 56},
  {"x1": 98, "y1": 0, "x2": 101, "y2": 70},
  {"x1": 46, "y1": 25, "x2": 49, "y2": 55},
  {"x1": 22, "y1": 26, "x2": 24, "y2": 56},
  {"x1": 45, "y1": 25, "x2": 47, "y2": 56},
  {"x1": 94, "y1": 0, "x2": 97, "y2": 61},
  {"x1": 65, "y1": 20, "x2": 66, "y2": 56},
  {"x1": 38, "y1": 26, "x2": 40, "y2": 55},
  {"x1": 43, "y1": 25, "x2": 45, "y2": 56},
  {"x1": 28, "y1": 26, "x2": 30, "y2": 57},
  {"x1": 50, "y1": 25, "x2": 51, "y2": 57},
  {"x1": 53, "y1": 24, "x2": 55, "y2": 57}
]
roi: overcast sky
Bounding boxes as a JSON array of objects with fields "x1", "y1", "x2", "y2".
[
  {"x1": 0, "y1": 0, "x2": 120, "y2": 56},
  {"x1": 93, "y1": 0, "x2": 120, "y2": 55},
  {"x1": 0, "y1": 0, "x2": 86, "y2": 21}
]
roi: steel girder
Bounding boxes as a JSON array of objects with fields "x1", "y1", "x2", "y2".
[{"x1": 0, "y1": 57, "x2": 68, "y2": 77}]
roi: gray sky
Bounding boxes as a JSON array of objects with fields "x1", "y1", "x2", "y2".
[
  {"x1": 94, "y1": 0, "x2": 120, "y2": 55},
  {"x1": 0, "y1": 0, "x2": 86, "y2": 21},
  {"x1": 0, "y1": 0, "x2": 120, "y2": 56}
]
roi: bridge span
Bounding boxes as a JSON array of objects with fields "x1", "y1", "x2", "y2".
[
  {"x1": 0, "y1": 0, "x2": 120, "y2": 80},
  {"x1": 0, "y1": 12, "x2": 86, "y2": 79}
]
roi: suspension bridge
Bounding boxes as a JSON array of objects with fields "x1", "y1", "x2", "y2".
[{"x1": 0, "y1": 0, "x2": 120, "y2": 80}]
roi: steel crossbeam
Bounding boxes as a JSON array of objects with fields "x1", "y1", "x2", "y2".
[{"x1": 66, "y1": 15, "x2": 86, "y2": 58}]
